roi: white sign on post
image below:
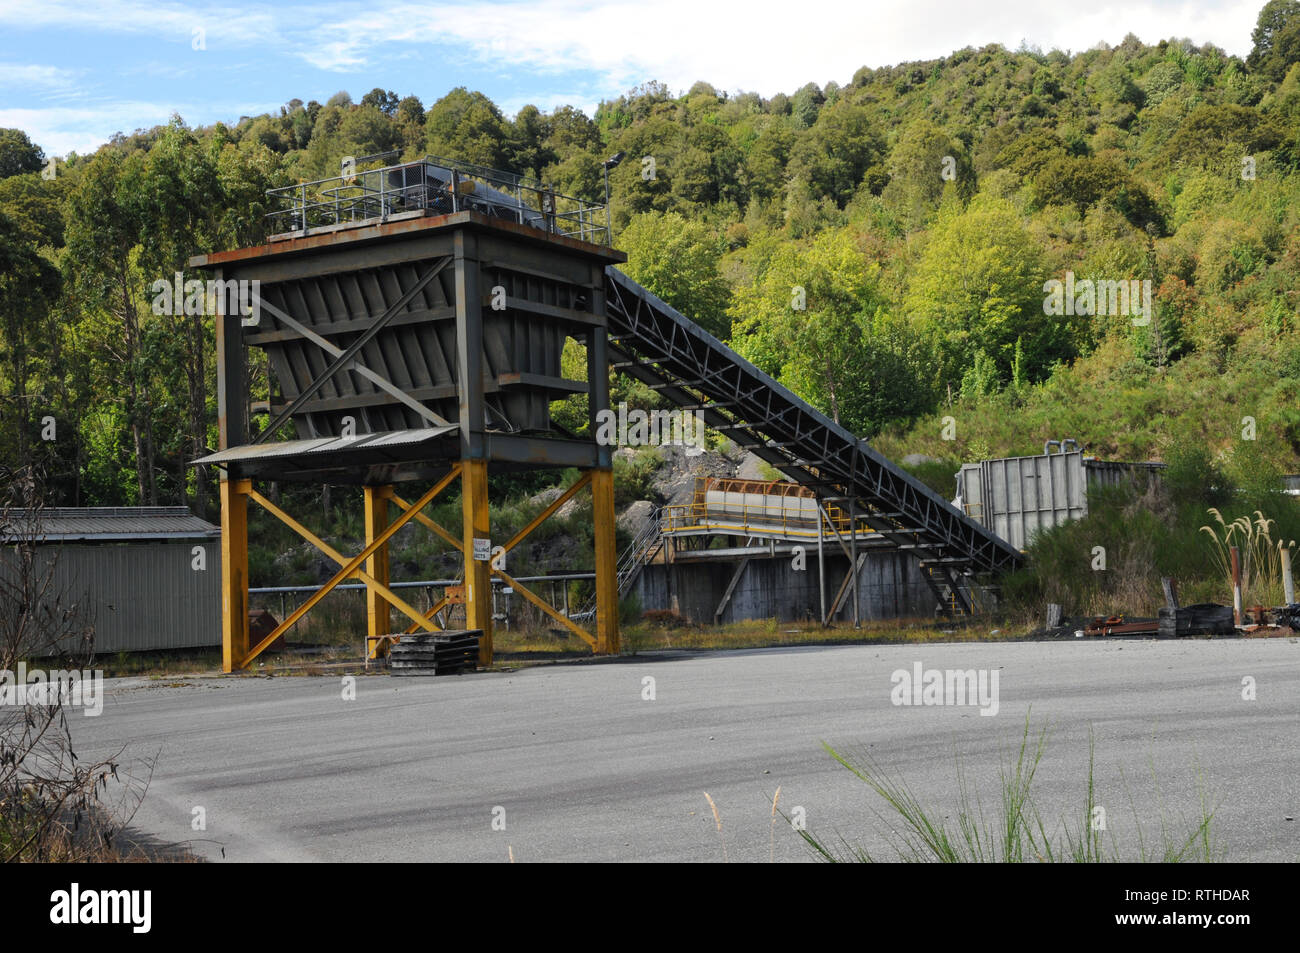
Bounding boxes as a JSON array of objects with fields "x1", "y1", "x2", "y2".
[{"x1": 473, "y1": 537, "x2": 491, "y2": 561}]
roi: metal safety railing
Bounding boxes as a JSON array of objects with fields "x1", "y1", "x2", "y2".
[
  {"x1": 573, "y1": 507, "x2": 663, "y2": 620},
  {"x1": 265, "y1": 154, "x2": 609, "y2": 244},
  {"x1": 250, "y1": 572, "x2": 598, "y2": 634}
]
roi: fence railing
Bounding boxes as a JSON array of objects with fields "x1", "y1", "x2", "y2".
[{"x1": 265, "y1": 154, "x2": 609, "y2": 244}]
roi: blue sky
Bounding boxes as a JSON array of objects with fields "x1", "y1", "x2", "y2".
[{"x1": 0, "y1": 0, "x2": 1265, "y2": 157}]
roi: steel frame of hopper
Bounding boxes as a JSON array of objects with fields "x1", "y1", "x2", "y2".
[{"x1": 194, "y1": 211, "x2": 624, "y2": 672}]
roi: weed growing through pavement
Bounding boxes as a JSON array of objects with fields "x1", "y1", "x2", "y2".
[{"x1": 795, "y1": 716, "x2": 1222, "y2": 862}]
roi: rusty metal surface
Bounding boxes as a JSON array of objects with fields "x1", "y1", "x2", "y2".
[
  {"x1": 188, "y1": 211, "x2": 624, "y2": 270},
  {"x1": 196, "y1": 216, "x2": 617, "y2": 462},
  {"x1": 1083, "y1": 616, "x2": 1161, "y2": 637}
]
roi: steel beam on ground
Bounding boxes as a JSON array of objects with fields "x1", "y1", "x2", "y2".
[
  {"x1": 714, "y1": 558, "x2": 751, "y2": 624},
  {"x1": 817, "y1": 504, "x2": 826, "y2": 627},
  {"x1": 829, "y1": 553, "x2": 868, "y2": 621},
  {"x1": 850, "y1": 499, "x2": 860, "y2": 627}
]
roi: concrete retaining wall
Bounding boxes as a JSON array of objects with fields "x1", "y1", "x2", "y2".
[{"x1": 632, "y1": 550, "x2": 937, "y2": 624}]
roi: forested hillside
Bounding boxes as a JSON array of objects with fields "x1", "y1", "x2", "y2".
[{"x1": 4, "y1": 1, "x2": 1300, "y2": 517}]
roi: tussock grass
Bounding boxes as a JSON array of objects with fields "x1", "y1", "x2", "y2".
[
  {"x1": 1200, "y1": 508, "x2": 1295, "y2": 608},
  {"x1": 797, "y1": 717, "x2": 1222, "y2": 863}
]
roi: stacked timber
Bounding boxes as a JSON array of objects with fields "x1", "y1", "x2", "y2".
[
  {"x1": 389, "y1": 629, "x2": 481, "y2": 676},
  {"x1": 1157, "y1": 604, "x2": 1235, "y2": 638}
]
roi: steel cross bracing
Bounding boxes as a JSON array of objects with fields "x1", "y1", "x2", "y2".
[{"x1": 602, "y1": 268, "x2": 1023, "y2": 577}]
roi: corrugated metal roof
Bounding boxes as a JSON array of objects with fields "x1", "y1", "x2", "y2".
[
  {"x1": 1, "y1": 507, "x2": 219, "y2": 542},
  {"x1": 193, "y1": 425, "x2": 458, "y2": 465}
]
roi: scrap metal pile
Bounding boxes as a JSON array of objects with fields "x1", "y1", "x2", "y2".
[{"x1": 1076, "y1": 603, "x2": 1300, "y2": 638}]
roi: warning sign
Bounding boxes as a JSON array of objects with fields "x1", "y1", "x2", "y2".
[{"x1": 473, "y1": 537, "x2": 491, "y2": 561}]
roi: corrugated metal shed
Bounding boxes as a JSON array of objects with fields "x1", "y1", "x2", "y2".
[
  {"x1": 2, "y1": 507, "x2": 221, "y2": 653},
  {"x1": 956, "y1": 452, "x2": 1165, "y2": 550},
  {"x1": 3, "y1": 507, "x2": 220, "y2": 543}
]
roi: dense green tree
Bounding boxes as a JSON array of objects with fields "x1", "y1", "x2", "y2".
[
  {"x1": 360, "y1": 88, "x2": 399, "y2": 116},
  {"x1": 425, "y1": 88, "x2": 509, "y2": 167},
  {"x1": 617, "y1": 212, "x2": 730, "y2": 337},
  {"x1": 790, "y1": 83, "x2": 825, "y2": 128},
  {"x1": 729, "y1": 227, "x2": 928, "y2": 433},
  {"x1": 1032, "y1": 155, "x2": 1162, "y2": 232},
  {"x1": 506, "y1": 105, "x2": 555, "y2": 178},
  {"x1": 336, "y1": 105, "x2": 403, "y2": 159},
  {"x1": 787, "y1": 102, "x2": 885, "y2": 208},
  {"x1": 881, "y1": 119, "x2": 973, "y2": 227},
  {"x1": 63, "y1": 151, "x2": 159, "y2": 504},
  {"x1": 0, "y1": 212, "x2": 60, "y2": 465},
  {"x1": 0, "y1": 129, "x2": 44, "y2": 179},
  {"x1": 1248, "y1": 0, "x2": 1300, "y2": 80},
  {"x1": 742, "y1": 121, "x2": 796, "y2": 203},
  {"x1": 904, "y1": 194, "x2": 1066, "y2": 390},
  {"x1": 0, "y1": 173, "x2": 64, "y2": 248}
]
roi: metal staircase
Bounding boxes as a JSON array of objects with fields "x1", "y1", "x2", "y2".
[{"x1": 573, "y1": 506, "x2": 663, "y2": 619}]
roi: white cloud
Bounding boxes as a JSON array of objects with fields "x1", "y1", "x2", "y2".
[
  {"x1": 0, "y1": 0, "x2": 277, "y2": 44},
  {"x1": 0, "y1": 62, "x2": 80, "y2": 92},
  {"x1": 1, "y1": 0, "x2": 1258, "y2": 93},
  {"x1": 294, "y1": 0, "x2": 1262, "y2": 95},
  {"x1": 0, "y1": 100, "x2": 277, "y2": 155}
]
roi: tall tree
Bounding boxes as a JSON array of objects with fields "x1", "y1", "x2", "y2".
[
  {"x1": 729, "y1": 227, "x2": 927, "y2": 434},
  {"x1": 1248, "y1": 0, "x2": 1300, "y2": 80},
  {"x1": 904, "y1": 194, "x2": 1064, "y2": 391},
  {"x1": 64, "y1": 152, "x2": 159, "y2": 504},
  {"x1": 0, "y1": 129, "x2": 44, "y2": 179},
  {"x1": 0, "y1": 212, "x2": 60, "y2": 467},
  {"x1": 617, "y1": 212, "x2": 730, "y2": 338}
]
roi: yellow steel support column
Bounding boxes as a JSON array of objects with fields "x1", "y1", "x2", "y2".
[
  {"x1": 364, "y1": 485, "x2": 392, "y2": 660},
  {"x1": 590, "y1": 466, "x2": 620, "y2": 655},
  {"x1": 461, "y1": 457, "x2": 493, "y2": 667},
  {"x1": 220, "y1": 477, "x2": 251, "y2": 673}
]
